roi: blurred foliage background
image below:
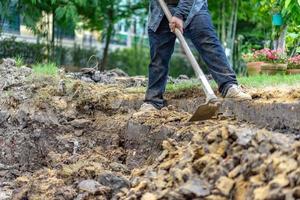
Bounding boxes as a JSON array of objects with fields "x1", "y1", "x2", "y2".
[{"x1": 0, "y1": 0, "x2": 299, "y2": 77}]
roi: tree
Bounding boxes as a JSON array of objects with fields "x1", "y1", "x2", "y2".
[
  {"x1": 255, "y1": 0, "x2": 300, "y2": 50},
  {"x1": 0, "y1": 0, "x2": 12, "y2": 35},
  {"x1": 207, "y1": 0, "x2": 299, "y2": 72},
  {"x1": 209, "y1": 0, "x2": 267, "y2": 70},
  {"x1": 17, "y1": 0, "x2": 145, "y2": 68},
  {"x1": 77, "y1": 0, "x2": 146, "y2": 71},
  {"x1": 18, "y1": 0, "x2": 80, "y2": 60},
  {"x1": 286, "y1": 24, "x2": 300, "y2": 56}
]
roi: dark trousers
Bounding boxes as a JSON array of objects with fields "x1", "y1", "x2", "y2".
[{"x1": 145, "y1": 8, "x2": 238, "y2": 109}]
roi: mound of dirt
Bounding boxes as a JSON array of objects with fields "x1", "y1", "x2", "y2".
[
  {"x1": 0, "y1": 58, "x2": 32, "y2": 100},
  {"x1": 123, "y1": 111, "x2": 300, "y2": 200},
  {"x1": 0, "y1": 59, "x2": 142, "y2": 199},
  {"x1": 1, "y1": 58, "x2": 300, "y2": 200},
  {"x1": 66, "y1": 67, "x2": 147, "y2": 88},
  {"x1": 9, "y1": 107, "x2": 300, "y2": 200},
  {"x1": 12, "y1": 147, "x2": 131, "y2": 200},
  {"x1": 66, "y1": 66, "x2": 195, "y2": 88}
]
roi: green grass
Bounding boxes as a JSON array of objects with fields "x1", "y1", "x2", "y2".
[
  {"x1": 238, "y1": 74, "x2": 300, "y2": 88},
  {"x1": 14, "y1": 55, "x2": 25, "y2": 68},
  {"x1": 166, "y1": 80, "x2": 202, "y2": 92},
  {"x1": 126, "y1": 80, "x2": 202, "y2": 94},
  {"x1": 126, "y1": 74, "x2": 300, "y2": 93},
  {"x1": 169, "y1": 74, "x2": 300, "y2": 91},
  {"x1": 32, "y1": 63, "x2": 58, "y2": 76}
]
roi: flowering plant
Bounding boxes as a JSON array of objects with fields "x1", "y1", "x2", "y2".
[
  {"x1": 242, "y1": 53, "x2": 256, "y2": 62},
  {"x1": 242, "y1": 48, "x2": 287, "y2": 64},
  {"x1": 288, "y1": 55, "x2": 300, "y2": 69}
]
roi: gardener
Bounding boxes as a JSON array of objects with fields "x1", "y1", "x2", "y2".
[{"x1": 140, "y1": 0, "x2": 252, "y2": 111}]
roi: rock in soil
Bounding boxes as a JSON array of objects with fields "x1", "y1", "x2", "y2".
[{"x1": 77, "y1": 179, "x2": 102, "y2": 194}]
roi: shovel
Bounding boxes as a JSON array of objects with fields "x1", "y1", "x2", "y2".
[{"x1": 158, "y1": 0, "x2": 220, "y2": 121}]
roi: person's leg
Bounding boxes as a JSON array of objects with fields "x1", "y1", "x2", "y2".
[
  {"x1": 145, "y1": 17, "x2": 176, "y2": 109},
  {"x1": 185, "y1": 8, "x2": 238, "y2": 96}
]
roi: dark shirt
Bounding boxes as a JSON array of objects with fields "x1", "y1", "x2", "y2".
[
  {"x1": 173, "y1": 0, "x2": 194, "y2": 21},
  {"x1": 148, "y1": 0, "x2": 207, "y2": 32}
]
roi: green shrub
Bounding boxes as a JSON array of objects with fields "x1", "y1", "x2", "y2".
[
  {"x1": 0, "y1": 37, "x2": 46, "y2": 63},
  {"x1": 107, "y1": 46, "x2": 149, "y2": 76},
  {"x1": 53, "y1": 45, "x2": 97, "y2": 68},
  {"x1": 71, "y1": 44, "x2": 98, "y2": 67},
  {"x1": 108, "y1": 47, "x2": 194, "y2": 77},
  {"x1": 169, "y1": 54, "x2": 194, "y2": 77},
  {"x1": 0, "y1": 37, "x2": 97, "y2": 68}
]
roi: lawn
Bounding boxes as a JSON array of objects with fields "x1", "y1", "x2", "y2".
[
  {"x1": 237, "y1": 74, "x2": 300, "y2": 88},
  {"x1": 127, "y1": 74, "x2": 300, "y2": 94},
  {"x1": 32, "y1": 63, "x2": 58, "y2": 76},
  {"x1": 28, "y1": 63, "x2": 300, "y2": 93},
  {"x1": 165, "y1": 74, "x2": 300, "y2": 92}
]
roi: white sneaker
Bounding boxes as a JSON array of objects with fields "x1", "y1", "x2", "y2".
[
  {"x1": 139, "y1": 103, "x2": 158, "y2": 112},
  {"x1": 225, "y1": 85, "x2": 252, "y2": 100}
]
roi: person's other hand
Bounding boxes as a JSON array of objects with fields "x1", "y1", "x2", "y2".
[{"x1": 169, "y1": 16, "x2": 183, "y2": 33}]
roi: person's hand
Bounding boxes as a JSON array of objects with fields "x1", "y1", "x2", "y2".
[{"x1": 169, "y1": 16, "x2": 183, "y2": 33}]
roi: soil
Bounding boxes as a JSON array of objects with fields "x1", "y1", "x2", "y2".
[
  {"x1": 0, "y1": 59, "x2": 300, "y2": 200},
  {"x1": 249, "y1": 85, "x2": 300, "y2": 103}
]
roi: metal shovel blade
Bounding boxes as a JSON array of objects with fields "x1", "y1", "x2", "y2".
[{"x1": 189, "y1": 102, "x2": 220, "y2": 122}]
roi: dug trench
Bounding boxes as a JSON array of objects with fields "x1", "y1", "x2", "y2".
[
  {"x1": 168, "y1": 90, "x2": 300, "y2": 134},
  {"x1": 1, "y1": 60, "x2": 300, "y2": 199}
]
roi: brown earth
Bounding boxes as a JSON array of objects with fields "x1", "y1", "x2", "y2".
[
  {"x1": 1, "y1": 59, "x2": 300, "y2": 200},
  {"x1": 249, "y1": 86, "x2": 300, "y2": 103}
]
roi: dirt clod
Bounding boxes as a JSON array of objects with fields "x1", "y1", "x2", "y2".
[
  {"x1": 179, "y1": 178, "x2": 211, "y2": 197},
  {"x1": 216, "y1": 176, "x2": 235, "y2": 196}
]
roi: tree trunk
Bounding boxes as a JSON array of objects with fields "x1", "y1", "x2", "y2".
[
  {"x1": 273, "y1": 25, "x2": 287, "y2": 51},
  {"x1": 100, "y1": 16, "x2": 113, "y2": 71},
  {"x1": 221, "y1": 1, "x2": 226, "y2": 45},
  {"x1": 229, "y1": 0, "x2": 238, "y2": 67},
  {"x1": 277, "y1": 25, "x2": 287, "y2": 51},
  {"x1": 127, "y1": 20, "x2": 134, "y2": 48},
  {"x1": 51, "y1": 11, "x2": 55, "y2": 62},
  {"x1": 134, "y1": 21, "x2": 147, "y2": 75},
  {"x1": 46, "y1": 14, "x2": 51, "y2": 62},
  {"x1": 0, "y1": 0, "x2": 9, "y2": 35},
  {"x1": 290, "y1": 40, "x2": 299, "y2": 57},
  {"x1": 0, "y1": 14, "x2": 4, "y2": 34},
  {"x1": 227, "y1": 0, "x2": 235, "y2": 45},
  {"x1": 0, "y1": 19, "x2": 4, "y2": 35},
  {"x1": 216, "y1": 4, "x2": 221, "y2": 38},
  {"x1": 225, "y1": 0, "x2": 238, "y2": 67},
  {"x1": 231, "y1": 0, "x2": 238, "y2": 49},
  {"x1": 58, "y1": 31, "x2": 63, "y2": 65},
  {"x1": 36, "y1": 35, "x2": 40, "y2": 44}
]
